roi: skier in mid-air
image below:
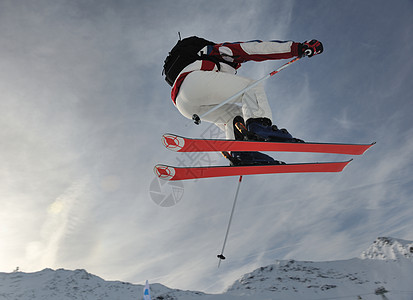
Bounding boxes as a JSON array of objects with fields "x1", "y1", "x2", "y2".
[{"x1": 163, "y1": 37, "x2": 323, "y2": 165}]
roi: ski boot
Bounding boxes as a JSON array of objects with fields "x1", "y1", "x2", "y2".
[
  {"x1": 229, "y1": 151, "x2": 285, "y2": 166},
  {"x1": 236, "y1": 117, "x2": 304, "y2": 143},
  {"x1": 221, "y1": 116, "x2": 285, "y2": 166}
]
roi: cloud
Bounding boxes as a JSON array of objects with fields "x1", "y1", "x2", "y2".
[{"x1": 25, "y1": 176, "x2": 90, "y2": 268}]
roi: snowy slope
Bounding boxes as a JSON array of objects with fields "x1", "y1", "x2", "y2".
[
  {"x1": 0, "y1": 268, "x2": 208, "y2": 300},
  {"x1": 226, "y1": 237, "x2": 413, "y2": 299},
  {"x1": 0, "y1": 237, "x2": 412, "y2": 300},
  {"x1": 361, "y1": 236, "x2": 413, "y2": 261}
]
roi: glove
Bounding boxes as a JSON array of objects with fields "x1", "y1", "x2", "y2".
[{"x1": 299, "y1": 40, "x2": 323, "y2": 57}]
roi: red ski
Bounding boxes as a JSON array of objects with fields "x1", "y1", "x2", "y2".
[
  {"x1": 161, "y1": 134, "x2": 375, "y2": 155},
  {"x1": 154, "y1": 160, "x2": 352, "y2": 181}
]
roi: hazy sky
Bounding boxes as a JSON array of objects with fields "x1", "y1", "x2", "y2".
[{"x1": 1, "y1": 0, "x2": 413, "y2": 293}]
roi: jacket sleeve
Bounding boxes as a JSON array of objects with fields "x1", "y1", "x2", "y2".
[{"x1": 208, "y1": 40, "x2": 300, "y2": 67}]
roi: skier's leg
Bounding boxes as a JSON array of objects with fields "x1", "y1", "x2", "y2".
[
  {"x1": 175, "y1": 71, "x2": 247, "y2": 140},
  {"x1": 176, "y1": 71, "x2": 297, "y2": 163},
  {"x1": 241, "y1": 84, "x2": 303, "y2": 142},
  {"x1": 176, "y1": 71, "x2": 283, "y2": 141},
  {"x1": 241, "y1": 83, "x2": 273, "y2": 121}
]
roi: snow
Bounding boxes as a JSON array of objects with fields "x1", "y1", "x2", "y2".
[
  {"x1": 227, "y1": 258, "x2": 412, "y2": 299},
  {"x1": 360, "y1": 237, "x2": 413, "y2": 261},
  {"x1": 1, "y1": 237, "x2": 412, "y2": 300}
]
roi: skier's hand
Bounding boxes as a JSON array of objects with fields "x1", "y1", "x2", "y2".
[{"x1": 300, "y1": 40, "x2": 323, "y2": 57}]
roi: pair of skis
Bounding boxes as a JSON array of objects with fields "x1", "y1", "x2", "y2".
[{"x1": 154, "y1": 134, "x2": 375, "y2": 181}]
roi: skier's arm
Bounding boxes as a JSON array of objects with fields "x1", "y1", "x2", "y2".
[
  {"x1": 208, "y1": 40, "x2": 300, "y2": 66},
  {"x1": 208, "y1": 40, "x2": 323, "y2": 66}
]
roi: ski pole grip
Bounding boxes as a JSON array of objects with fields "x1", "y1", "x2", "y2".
[{"x1": 192, "y1": 114, "x2": 201, "y2": 125}]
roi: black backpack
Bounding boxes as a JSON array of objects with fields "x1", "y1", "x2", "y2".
[{"x1": 162, "y1": 36, "x2": 222, "y2": 86}]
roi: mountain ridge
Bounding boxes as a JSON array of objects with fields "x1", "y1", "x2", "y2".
[{"x1": 1, "y1": 237, "x2": 412, "y2": 300}]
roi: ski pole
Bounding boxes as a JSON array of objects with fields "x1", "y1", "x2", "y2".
[
  {"x1": 218, "y1": 175, "x2": 243, "y2": 268},
  {"x1": 192, "y1": 56, "x2": 302, "y2": 125}
]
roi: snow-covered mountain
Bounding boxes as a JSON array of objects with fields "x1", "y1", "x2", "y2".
[
  {"x1": 227, "y1": 237, "x2": 413, "y2": 299},
  {"x1": 0, "y1": 268, "x2": 206, "y2": 300},
  {"x1": 1, "y1": 237, "x2": 412, "y2": 300}
]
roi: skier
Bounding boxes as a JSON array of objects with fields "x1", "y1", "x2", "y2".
[{"x1": 163, "y1": 37, "x2": 323, "y2": 165}]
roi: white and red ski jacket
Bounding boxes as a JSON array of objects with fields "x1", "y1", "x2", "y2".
[{"x1": 171, "y1": 40, "x2": 300, "y2": 104}]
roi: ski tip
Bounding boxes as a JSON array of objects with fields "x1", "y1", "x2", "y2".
[
  {"x1": 153, "y1": 164, "x2": 176, "y2": 180},
  {"x1": 333, "y1": 159, "x2": 353, "y2": 172},
  {"x1": 359, "y1": 142, "x2": 376, "y2": 155},
  {"x1": 161, "y1": 134, "x2": 185, "y2": 152},
  {"x1": 343, "y1": 159, "x2": 353, "y2": 169}
]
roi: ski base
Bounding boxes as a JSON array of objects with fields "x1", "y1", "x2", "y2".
[
  {"x1": 161, "y1": 134, "x2": 375, "y2": 155},
  {"x1": 154, "y1": 160, "x2": 352, "y2": 181}
]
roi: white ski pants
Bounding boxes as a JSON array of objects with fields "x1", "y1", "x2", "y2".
[{"x1": 175, "y1": 71, "x2": 273, "y2": 140}]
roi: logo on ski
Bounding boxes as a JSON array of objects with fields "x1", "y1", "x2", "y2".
[
  {"x1": 154, "y1": 165, "x2": 176, "y2": 180},
  {"x1": 161, "y1": 134, "x2": 185, "y2": 152}
]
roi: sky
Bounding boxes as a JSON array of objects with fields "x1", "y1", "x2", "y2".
[{"x1": 1, "y1": 0, "x2": 413, "y2": 294}]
